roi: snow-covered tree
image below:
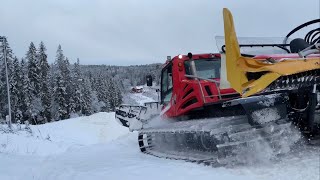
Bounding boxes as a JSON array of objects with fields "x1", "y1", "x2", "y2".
[
  {"x1": 62, "y1": 57, "x2": 73, "y2": 116},
  {"x1": 26, "y1": 42, "x2": 44, "y2": 124},
  {"x1": 107, "y1": 80, "x2": 122, "y2": 111},
  {"x1": 26, "y1": 42, "x2": 40, "y2": 95},
  {"x1": 91, "y1": 90, "x2": 105, "y2": 113},
  {"x1": 38, "y1": 42, "x2": 51, "y2": 122},
  {"x1": 10, "y1": 57, "x2": 23, "y2": 123},
  {"x1": 20, "y1": 58, "x2": 33, "y2": 122},
  {"x1": 53, "y1": 45, "x2": 70, "y2": 120},
  {"x1": 71, "y1": 58, "x2": 83, "y2": 115},
  {"x1": 81, "y1": 78, "x2": 92, "y2": 115}
]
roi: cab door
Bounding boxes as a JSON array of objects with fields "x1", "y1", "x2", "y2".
[
  {"x1": 161, "y1": 63, "x2": 173, "y2": 105},
  {"x1": 160, "y1": 62, "x2": 176, "y2": 117}
]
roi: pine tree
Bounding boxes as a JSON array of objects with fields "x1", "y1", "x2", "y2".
[
  {"x1": 64, "y1": 57, "x2": 74, "y2": 115},
  {"x1": 26, "y1": 42, "x2": 43, "y2": 124},
  {"x1": 91, "y1": 90, "x2": 104, "y2": 113},
  {"x1": 26, "y1": 42, "x2": 40, "y2": 94},
  {"x1": 20, "y1": 58, "x2": 33, "y2": 122},
  {"x1": 81, "y1": 78, "x2": 92, "y2": 115},
  {"x1": 113, "y1": 81, "x2": 122, "y2": 109},
  {"x1": 107, "y1": 80, "x2": 122, "y2": 111},
  {"x1": 53, "y1": 45, "x2": 70, "y2": 120},
  {"x1": 72, "y1": 58, "x2": 82, "y2": 115},
  {"x1": 95, "y1": 74, "x2": 105, "y2": 102},
  {"x1": 10, "y1": 57, "x2": 23, "y2": 123},
  {"x1": 107, "y1": 80, "x2": 115, "y2": 111},
  {"x1": 38, "y1": 42, "x2": 51, "y2": 122}
]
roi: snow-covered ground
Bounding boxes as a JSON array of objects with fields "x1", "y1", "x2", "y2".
[
  {"x1": 0, "y1": 112, "x2": 319, "y2": 180},
  {"x1": 0, "y1": 113, "x2": 128, "y2": 156},
  {"x1": 0, "y1": 90, "x2": 319, "y2": 180}
]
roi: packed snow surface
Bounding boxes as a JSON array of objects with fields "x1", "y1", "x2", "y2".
[{"x1": 0, "y1": 112, "x2": 319, "y2": 180}]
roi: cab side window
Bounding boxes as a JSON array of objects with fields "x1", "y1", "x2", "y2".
[{"x1": 161, "y1": 64, "x2": 173, "y2": 104}]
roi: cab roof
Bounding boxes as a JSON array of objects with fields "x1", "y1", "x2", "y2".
[{"x1": 164, "y1": 53, "x2": 221, "y2": 65}]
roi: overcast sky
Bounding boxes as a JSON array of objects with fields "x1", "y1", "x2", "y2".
[{"x1": 0, "y1": 0, "x2": 319, "y2": 65}]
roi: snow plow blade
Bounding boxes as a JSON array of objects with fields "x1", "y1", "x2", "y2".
[
  {"x1": 115, "y1": 102, "x2": 161, "y2": 131},
  {"x1": 223, "y1": 8, "x2": 320, "y2": 97}
]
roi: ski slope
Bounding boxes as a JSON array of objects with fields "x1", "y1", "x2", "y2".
[{"x1": 0, "y1": 91, "x2": 319, "y2": 180}]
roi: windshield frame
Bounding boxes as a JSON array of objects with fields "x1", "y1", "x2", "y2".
[{"x1": 184, "y1": 58, "x2": 221, "y2": 80}]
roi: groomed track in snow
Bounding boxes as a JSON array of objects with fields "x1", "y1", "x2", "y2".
[{"x1": 0, "y1": 112, "x2": 319, "y2": 180}]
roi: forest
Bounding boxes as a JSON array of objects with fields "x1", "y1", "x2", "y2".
[{"x1": 0, "y1": 37, "x2": 161, "y2": 124}]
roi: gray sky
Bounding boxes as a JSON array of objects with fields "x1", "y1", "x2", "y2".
[{"x1": 0, "y1": 0, "x2": 319, "y2": 65}]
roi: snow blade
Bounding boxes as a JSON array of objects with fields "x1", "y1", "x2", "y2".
[{"x1": 115, "y1": 102, "x2": 161, "y2": 131}]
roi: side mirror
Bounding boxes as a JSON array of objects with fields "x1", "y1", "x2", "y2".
[{"x1": 146, "y1": 75, "x2": 153, "y2": 87}]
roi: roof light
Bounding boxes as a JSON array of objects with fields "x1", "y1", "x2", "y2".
[{"x1": 178, "y1": 54, "x2": 183, "y2": 59}]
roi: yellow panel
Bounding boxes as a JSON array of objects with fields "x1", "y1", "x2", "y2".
[
  {"x1": 242, "y1": 73, "x2": 281, "y2": 97},
  {"x1": 223, "y1": 8, "x2": 320, "y2": 96},
  {"x1": 238, "y1": 56, "x2": 320, "y2": 75},
  {"x1": 223, "y1": 8, "x2": 248, "y2": 93}
]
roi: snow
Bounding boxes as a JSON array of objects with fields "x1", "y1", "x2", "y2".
[
  {"x1": 251, "y1": 107, "x2": 281, "y2": 124},
  {"x1": 0, "y1": 113, "x2": 128, "y2": 156},
  {"x1": 132, "y1": 92, "x2": 156, "y2": 106},
  {"x1": 0, "y1": 92, "x2": 319, "y2": 180},
  {"x1": 123, "y1": 85, "x2": 159, "y2": 106},
  {"x1": 0, "y1": 112, "x2": 319, "y2": 180}
]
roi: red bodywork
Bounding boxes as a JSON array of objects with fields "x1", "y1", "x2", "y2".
[
  {"x1": 161, "y1": 53, "x2": 320, "y2": 119},
  {"x1": 161, "y1": 53, "x2": 239, "y2": 118}
]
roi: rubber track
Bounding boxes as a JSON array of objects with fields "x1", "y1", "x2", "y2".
[
  {"x1": 138, "y1": 131, "x2": 222, "y2": 167},
  {"x1": 137, "y1": 118, "x2": 295, "y2": 166}
]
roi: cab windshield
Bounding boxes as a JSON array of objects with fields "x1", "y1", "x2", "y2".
[{"x1": 184, "y1": 58, "x2": 221, "y2": 79}]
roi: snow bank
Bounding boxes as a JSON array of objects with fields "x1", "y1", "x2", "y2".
[
  {"x1": 0, "y1": 112, "x2": 128, "y2": 156},
  {"x1": 33, "y1": 112, "x2": 128, "y2": 145}
]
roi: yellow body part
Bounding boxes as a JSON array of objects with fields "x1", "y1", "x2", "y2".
[{"x1": 223, "y1": 8, "x2": 320, "y2": 97}]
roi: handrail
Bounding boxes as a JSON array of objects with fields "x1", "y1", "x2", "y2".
[{"x1": 185, "y1": 75, "x2": 220, "y2": 83}]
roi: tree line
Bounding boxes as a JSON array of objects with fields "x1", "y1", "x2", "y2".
[{"x1": 0, "y1": 38, "x2": 122, "y2": 124}]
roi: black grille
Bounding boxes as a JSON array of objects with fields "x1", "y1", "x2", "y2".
[
  {"x1": 183, "y1": 88, "x2": 194, "y2": 99},
  {"x1": 267, "y1": 69, "x2": 320, "y2": 90},
  {"x1": 181, "y1": 98, "x2": 198, "y2": 109},
  {"x1": 205, "y1": 86, "x2": 213, "y2": 98}
]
